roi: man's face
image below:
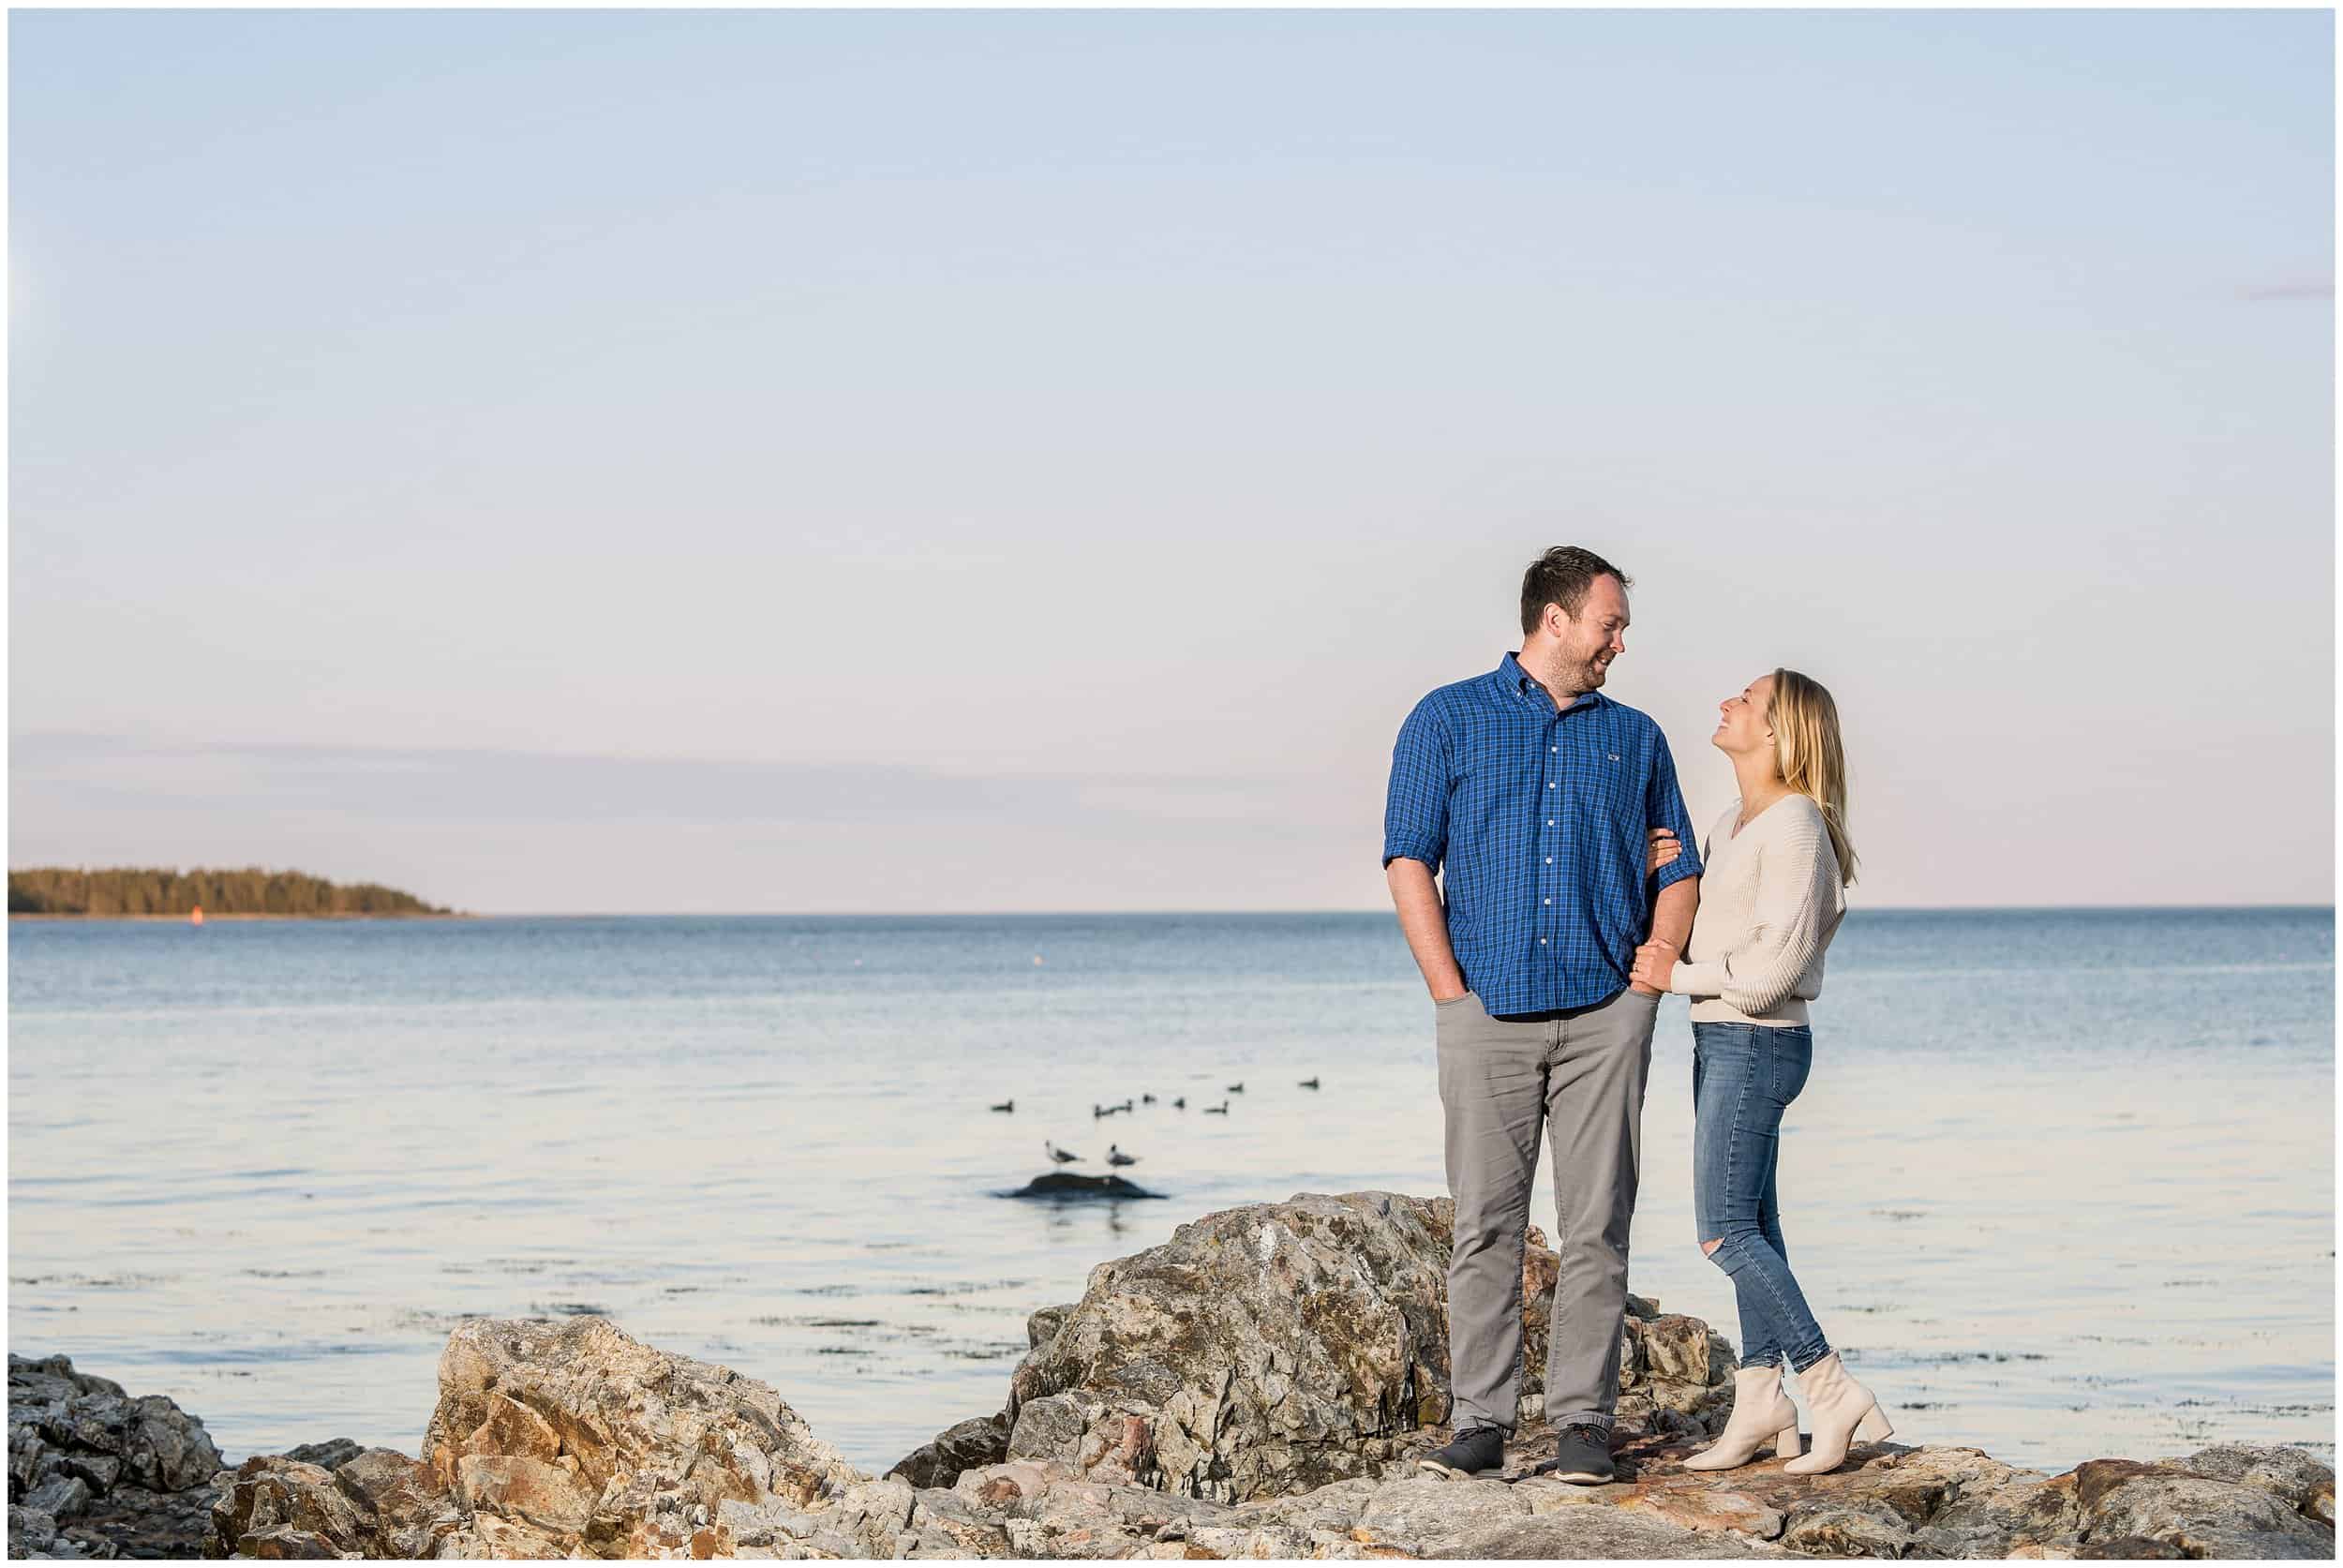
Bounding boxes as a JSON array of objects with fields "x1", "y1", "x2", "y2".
[{"x1": 1554, "y1": 574, "x2": 1630, "y2": 690}]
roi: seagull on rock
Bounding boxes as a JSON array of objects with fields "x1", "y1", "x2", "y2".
[
  {"x1": 1047, "y1": 1142, "x2": 1082, "y2": 1165},
  {"x1": 1107, "y1": 1145, "x2": 1138, "y2": 1167}
]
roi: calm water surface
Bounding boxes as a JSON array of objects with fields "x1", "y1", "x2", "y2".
[{"x1": 8, "y1": 909, "x2": 2333, "y2": 1476}]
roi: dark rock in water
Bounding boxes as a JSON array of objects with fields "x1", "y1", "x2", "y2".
[
  {"x1": 1003, "y1": 1172, "x2": 1163, "y2": 1201},
  {"x1": 886, "y1": 1411, "x2": 1010, "y2": 1489}
]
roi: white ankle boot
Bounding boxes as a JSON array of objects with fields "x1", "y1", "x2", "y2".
[
  {"x1": 1684, "y1": 1364, "x2": 1802, "y2": 1471},
  {"x1": 1782, "y1": 1351, "x2": 1893, "y2": 1474}
]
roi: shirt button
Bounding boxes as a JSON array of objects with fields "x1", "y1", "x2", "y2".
[
  {"x1": 1546, "y1": 819, "x2": 1555, "y2": 827},
  {"x1": 1545, "y1": 857, "x2": 1553, "y2": 864},
  {"x1": 1540, "y1": 937, "x2": 1548, "y2": 945},
  {"x1": 1550, "y1": 745, "x2": 1557, "y2": 752},
  {"x1": 1547, "y1": 782, "x2": 1556, "y2": 789},
  {"x1": 1544, "y1": 897, "x2": 1552, "y2": 904}
]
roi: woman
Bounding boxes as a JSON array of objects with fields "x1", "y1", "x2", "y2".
[{"x1": 1634, "y1": 668, "x2": 1890, "y2": 1474}]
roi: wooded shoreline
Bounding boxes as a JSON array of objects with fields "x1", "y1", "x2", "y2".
[{"x1": 8, "y1": 867, "x2": 452, "y2": 918}]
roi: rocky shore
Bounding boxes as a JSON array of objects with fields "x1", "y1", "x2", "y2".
[{"x1": 9, "y1": 1191, "x2": 2333, "y2": 1560}]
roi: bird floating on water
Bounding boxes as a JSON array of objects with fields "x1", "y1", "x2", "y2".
[
  {"x1": 1297, "y1": 1077, "x2": 1320, "y2": 1090},
  {"x1": 1202, "y1": 1101, "x2": 1230, "y2": 1115},
  {"x1": 1093, "y1": 1103, "x2": 1114, "y2": 1118},
  {"x1": 991, "y1": 1098, "x2": 1015, "y2": 1113},
  {"x1": 1107, "y1": 1145, "x2": 1138, "y2": 1167},
  {"x1": 1228, "y1": 1083, "x2": 1245, "y2": 1093},
  {"x1": 1141, "y1": 1093, "x2": 1156, "y2": 1105},
  {"x1": 1172, "y1": 1097, "x2": 1186, "y2": 1109},
  {"x1": 1115, "y1": 1098, "x2": 1134, "y2": 1113},
  {"x1": 1046, "y1": 1142, "x2": 1082, "y2": 1164}
]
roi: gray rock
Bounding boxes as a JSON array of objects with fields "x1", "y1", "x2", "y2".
[
  {"x1": 10, "y1": 1503, "x2": 59, "y2": 1555},
  {"x1": 277, "y1": 1441, "x2": 363, "y2": 1473},
  {"x1": 54, "y1": 1453, "x2": 122, "y2": 1494},
  {"x1": 1353, "y1": 1472, "x2": 1530, "y2": 1544},
  {"x1": 1778, "y1": 1498, "x2": 1916, "y2": 1557},
  {"x1": 2075, "y1": 1459, "x2": 2336, "y2": 1560},
  {"x1": 1005, "y1": 1395, "x2": 1090, "y2": 1467},
  {"x1": 7, "y1": 1354, "x2": 221, "y2": 1499},
  {"x1": 2178, "y1": 1441, "x2": 2336, "y2": 1525},
  {"x1": 992, "y1": 1190, "x2": 1712, "y2": 1505},
  {"x1": 1025, "y1": 1303, "x2": 1076, "y2": 1351},
  {"x1": 2076, "y1": 1536, "x2": 2189, "y2": 1559},
  {"x1": 1435, "y1": 1506, "x2": 1795, "y2": 1558},
  {"x1": 888, "y1": 1412, "x2": 1010, "y2": 1489},
  {"x1": 24, "y1": 1474, "x2": 92, "y2": 1521}
]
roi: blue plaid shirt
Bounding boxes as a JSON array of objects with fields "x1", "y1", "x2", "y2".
[{"x1": 1383, "y1": 651, "x2": 1703, "y2": 1015}]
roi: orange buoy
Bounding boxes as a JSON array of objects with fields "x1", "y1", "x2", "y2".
[{"x1": 190, "y1": 905, "x2": 204, "y2": 927}]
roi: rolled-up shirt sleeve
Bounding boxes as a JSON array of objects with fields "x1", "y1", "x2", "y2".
[
  {"x1": 1381, "y1": 698, "x2": 1452, "y2": 871},
  {"x1": 1645, "y1": 733, "x2": 1703, "y2": 892}
]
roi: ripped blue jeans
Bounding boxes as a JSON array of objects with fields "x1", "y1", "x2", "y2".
[{"x1": 1692, "y1": 1023, "x2": 1831, "y2": 1373}]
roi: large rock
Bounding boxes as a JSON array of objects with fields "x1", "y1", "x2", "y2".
[
  {"x1": 26, "y1": 1193, "x2": 2342, "y2": 1561},
  {"x1": 206, "y1": 1314, "x2": 880, "y2": 1560},
  {"x1": 428, "y1": 1313, "x2": 867, "y2": 1557},
  {"x1": 7, "y1": 1352, "x2": 224, "y2": 1561},
  {"x1": 2067, "y1": 1456, "x2": 2337, "y2": 1560},
  {"x1": 988, "y1": 1189, "x2": 1732, "y2": 1505},
  {"x1": 9, "y1": 1352, "x2": 223, "y2": 1495}
]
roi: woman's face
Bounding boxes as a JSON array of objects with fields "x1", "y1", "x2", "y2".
[{"x1": 1712, "y1": 674, "x2": 1776, "y2": 758}]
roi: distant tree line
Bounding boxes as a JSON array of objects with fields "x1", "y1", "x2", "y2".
[{"x1": 8, "y1": 868, "x2": 451, "y2": 917}]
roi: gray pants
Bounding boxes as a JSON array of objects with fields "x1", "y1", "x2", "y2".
[{"x1": 1435, "y1": 984, "x2": 1659, "y2": 1435}]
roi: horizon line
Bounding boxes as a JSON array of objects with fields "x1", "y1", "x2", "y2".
[{"x1": 400, "y1": 902, "x2": 2339, "y2": 918}]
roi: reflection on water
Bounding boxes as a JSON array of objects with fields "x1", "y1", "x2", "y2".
[{"x1": 8, "y1": 909, "x2": 2333, "y2": 1474}]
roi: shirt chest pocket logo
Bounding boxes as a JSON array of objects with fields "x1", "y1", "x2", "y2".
[{"x1": 1593, "y1": 752, "x2": 1632, "y2": 809}]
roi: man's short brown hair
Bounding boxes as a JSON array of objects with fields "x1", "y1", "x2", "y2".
[{"x1": 1520, "y1": 546, "x2": 1632, "y2": 634}]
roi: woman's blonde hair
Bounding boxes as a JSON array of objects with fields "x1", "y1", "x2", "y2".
[{"x1": 1768, "y1": 668, "x2": 1858, "y2": 888}]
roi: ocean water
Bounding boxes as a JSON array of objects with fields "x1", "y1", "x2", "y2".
[{"x1": 7, "y1": 908, "x2": 2333, "y2": 1478}]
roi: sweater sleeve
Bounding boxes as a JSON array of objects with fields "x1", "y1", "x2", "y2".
[
  {"x1": 1666, "y1": 813, "x2": 1730, "y2": 996},
  {"x1": 1672, "y1": 807, "x2": 1839, "y2": 1013}
]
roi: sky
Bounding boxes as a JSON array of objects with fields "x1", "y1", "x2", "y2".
[{"x1": 9, "y1": 9, "x2": 2334, "y2": 913}]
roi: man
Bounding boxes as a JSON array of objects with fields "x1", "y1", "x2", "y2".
[{"x1": 1383, "y1": 545, "x2": 1702, "y2": 1486}]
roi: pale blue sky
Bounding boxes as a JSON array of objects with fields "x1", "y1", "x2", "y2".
[{"x1": 11, "y1": 10, "x2": 2333, "y2": 912}]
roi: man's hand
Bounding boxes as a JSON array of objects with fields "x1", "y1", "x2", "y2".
[
  {"x1": 1386, "y1": 858, "x2": 1469, "y2": 1004},
  {"x1": 1629, "y1": 938, "x2": 1678, "y2": 996}
]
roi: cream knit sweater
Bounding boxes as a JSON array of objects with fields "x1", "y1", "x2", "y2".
[{"x1": 1667, "y1": 792, "x2": 1845, "y2": 1026}]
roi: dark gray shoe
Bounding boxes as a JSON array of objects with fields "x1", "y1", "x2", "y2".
[
  {"x1": 1546, "y1": 1422, "x2": 1616, "y2": 1485},
  {"x1": 1417, "y1": 1424, "x2": 1506, "y2": 1480}
]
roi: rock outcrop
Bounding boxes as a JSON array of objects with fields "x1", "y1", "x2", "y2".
[
  {"x1": 909, "y1": 1189, "x2": 1734, "y2": 1504},
  {"x1": 11, "y1": 1191, "x2": 2335, "y2": 1560},
  {"x1": 7, "y1": 1351, "x2": 224, "y2": 1561}
]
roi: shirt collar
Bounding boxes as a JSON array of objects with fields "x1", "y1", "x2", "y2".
[{"x1": 1497, "y1": 651, "x2": 1608, "y2": 713}]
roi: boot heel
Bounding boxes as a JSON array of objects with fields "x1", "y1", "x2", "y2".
[
  {"x1": 1772, "y1": 1425, "x2": 1802, "y2": 1459},
  {"x1": 1856, "y1": 1406, "x2": 1893, "y2": 1443}
]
